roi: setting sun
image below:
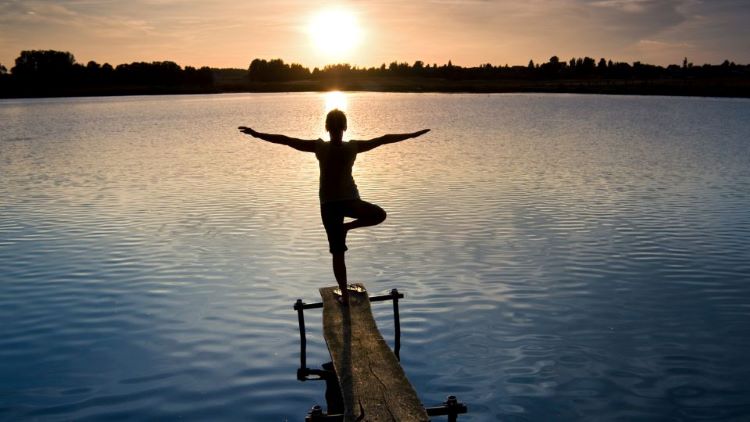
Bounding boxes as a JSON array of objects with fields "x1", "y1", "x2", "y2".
[{"x1": 308, "y1": 9, "x2": 362, "y2": 57}]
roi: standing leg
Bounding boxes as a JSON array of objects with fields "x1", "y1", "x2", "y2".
[
  {"x1": 332, "y1": 252, "x2": 348, "y2": 304},
  {"x1": 322, "y1": 202, "x2": 350, "y2": 305}
]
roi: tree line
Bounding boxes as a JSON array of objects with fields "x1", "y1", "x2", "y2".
[
  {"x1": 1, "y1": 49, "x2": 749, "y2": 98},
  {"x1": 247, "y1": 56, "x2": 750, "y2": 81},
  {"x1": 1, "y1": 50, "x2": 213, "y2": 96}
]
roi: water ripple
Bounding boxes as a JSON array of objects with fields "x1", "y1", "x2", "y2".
[{"x1": 1, "y1": 93, "x2": 749, "y2": 420}]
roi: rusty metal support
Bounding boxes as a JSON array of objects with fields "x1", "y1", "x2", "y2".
[
  {"x1": 305, "y1": 405, "x2": 344, "y2": 422},
  {"x1": 296, "y1": 290, "x2": 468, "y2": 420},
  {"x1": 294, "y1": 299, "x2": 308, "y2": 380},
  {"x1": 425, "y1": 395, "x2": 468, "y2": 421},
  {"x1": 294, "y1": 289, "x2": 405, "y2": 379},
  {"x1": 391, "y1": 288, "x2": 401, "y2": 360}
]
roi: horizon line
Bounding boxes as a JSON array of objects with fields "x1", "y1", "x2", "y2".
[{"x1": 3, "y1": 49, "x2": 749, "y2": 72}]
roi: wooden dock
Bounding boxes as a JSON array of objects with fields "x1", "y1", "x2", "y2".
[
  {"x1": 294, "y1": 283, "x2": 467, "y2": 421},
  {"x1": 319, "y1": 284, "x2": 429, "y2": 422}
]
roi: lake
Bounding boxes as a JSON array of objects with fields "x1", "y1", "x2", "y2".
[{"x1": 1, "y1": 92, "x2": 749, "y2": 421}]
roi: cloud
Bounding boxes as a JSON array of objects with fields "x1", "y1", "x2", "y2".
[
  {"x1": 584, "y1": 0, "x2": 690, "y2": 34},
  {"x1": 1, "y1": 0, "x2": 748, "y2": 68},
  {"x1": 0, "y1": 0, "x2": 290, "y2": 66},
  {"x1": 590, "y1": 0, "x2": 663, "y2": 13}
]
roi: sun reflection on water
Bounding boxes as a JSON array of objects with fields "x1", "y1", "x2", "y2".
[
  {"x1": 320, "y1": 91, "x2": 350, "y2": 139},
  {"x1": 324, "y1": 90, "x2": 347, "y2": 112}
]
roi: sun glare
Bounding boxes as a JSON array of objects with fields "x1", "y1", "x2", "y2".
[
  {"x1": 308, "y1": 9, "x2": 362, "y2": 56},
  {"x1": 320, "y1": 91, "x2": 349, "y2": 138},
  {"x1": 324, "y1": 91, "x2": 347, "y2": 112}
]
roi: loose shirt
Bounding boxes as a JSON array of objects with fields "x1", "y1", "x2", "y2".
[{"x1": 314, "y1": 139, "x2": 360, "y2": 204}]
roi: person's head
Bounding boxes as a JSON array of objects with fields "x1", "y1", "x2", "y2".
[{"x1": 325, "y1": 109, "x2": 347, "y2": 134}]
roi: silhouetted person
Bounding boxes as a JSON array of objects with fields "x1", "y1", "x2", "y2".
[{"x1": 239, "y1": 109, "x2": 429, "y2": 304}]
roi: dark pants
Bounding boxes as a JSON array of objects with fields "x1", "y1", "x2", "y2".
[{"x1": 321, "y1": 199, "x2": 386, "y2": 253}]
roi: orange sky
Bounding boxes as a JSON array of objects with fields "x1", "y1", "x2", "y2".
[{"x1": 1, "y1": 0, "x2": 748, "y2": 70}]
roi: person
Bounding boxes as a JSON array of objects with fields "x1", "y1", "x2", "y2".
[{"x1": 239, "y1": 109, "x2": 429, "y2": 304}]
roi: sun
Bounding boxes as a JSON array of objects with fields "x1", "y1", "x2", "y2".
[{"x1": 308, "y1": 9, "x2": 362, "y2": 56}]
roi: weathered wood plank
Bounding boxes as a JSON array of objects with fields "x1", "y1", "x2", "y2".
[{"x1": 320, "y1": 284, "x2": 429, "y2": 422}]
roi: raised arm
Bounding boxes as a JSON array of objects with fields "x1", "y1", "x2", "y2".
[
  {"x1": 238, "y1": 126, "x2": 316, "y2": 153},
  {"x1": 355, "y1": 129, "x2": 430, "y2": 153}
]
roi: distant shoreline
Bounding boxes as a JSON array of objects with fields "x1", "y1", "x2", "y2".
[
  {"x1": 3, "y1": 50, "x2": 749, "y2": 100},
  {"x1": 2, "y1": 78, "x2": 750, "y2": 100}
]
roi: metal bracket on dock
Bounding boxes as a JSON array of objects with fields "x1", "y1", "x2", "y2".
[
  {"x1": 305, "y1": 395, "x2": 468, "y2": 422},
  {"x1": 294, "y1": 288, "x2": 404, "y2": 381},
  {"x1": 295, "y1": 287, "x2": 469, "y2": 420},
  {"x1": 425, "y1": 395, "x2": 469, "y2": 422},
  {"x1": 305, "y1": 405, "x2": 342, "y2": 422}
]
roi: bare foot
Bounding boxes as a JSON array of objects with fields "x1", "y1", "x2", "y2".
[{"x1": 337, "y1": 291, "x2": 349, "y2": 306}]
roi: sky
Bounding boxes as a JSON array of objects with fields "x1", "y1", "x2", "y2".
[{"x1": 1, "y1": 0, "x2": 749, "y2": 70}]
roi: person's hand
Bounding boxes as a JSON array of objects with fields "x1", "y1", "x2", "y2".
[
  {"x1": 238, "y1": 126, "x2": 258, "y2": 137},
  {"x1": 413, "y1": 129, "x2": 430, "y2": 137}
]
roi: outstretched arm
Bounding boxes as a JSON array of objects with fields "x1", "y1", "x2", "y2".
[
  {"x1": 238, "y1": 126, "x2": 316, "y2": 152},
  {"x1": 355, "y1": 129, "x2": 430, "y2": 153}
]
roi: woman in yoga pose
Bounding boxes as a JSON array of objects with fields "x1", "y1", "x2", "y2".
[{"x1": 239, "y1": 109, "x2": 429, "y2": 304}]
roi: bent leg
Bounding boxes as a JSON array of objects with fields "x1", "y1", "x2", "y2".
[{"x1": 343, "y1": 200, "x2": 386, "y2": 232}]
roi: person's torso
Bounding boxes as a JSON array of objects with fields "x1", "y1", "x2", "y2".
[{"x1": 315, "y1": 139, "x2": 360, "y2": 203}]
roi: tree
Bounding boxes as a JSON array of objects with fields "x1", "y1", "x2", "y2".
[
  {"x1": 579, "y1": 57, "x2": 596, "y2": 75},
  {"x1": 288, "y1": 63, "x2": 310, "y2": 80},
  {"x1": 0, "y1": 63, "x2": 7, "y2": 75},
  {"x1": 12, "y1": 50, "x2": 76, "y2": 81},
  {"x1": 184, "y1": 66, "x2": 213, "y2": 86},
  {"x1": 387, "y1": 61, "x2": 409, "y2": 76},
  {"x1": 248, "y1": 58, "x2": 310, "y2": 82},
  {"x1": 113, "y1": 61, "x2": 183, "y2": 85},
  {"x1": 540, "y1": 56, "x2": 563, "y2": 77}
]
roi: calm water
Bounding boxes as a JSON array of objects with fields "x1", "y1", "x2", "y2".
[{"x1": 1, "y1": 92, "x2": 749, "y2": 421}]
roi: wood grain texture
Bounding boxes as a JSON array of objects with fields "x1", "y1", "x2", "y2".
[{"x1": 320, "y1": 284, "x2": 429, "y2": 422}]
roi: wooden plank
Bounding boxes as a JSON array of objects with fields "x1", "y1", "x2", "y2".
[{"x1": 320, "y1": 284, "x2": 429, "y2": 422}]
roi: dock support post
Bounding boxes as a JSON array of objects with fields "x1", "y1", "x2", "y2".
[
  {"x1": 391, "y1": 288, "x2": 401, "y2": 361},
  {"x1": 446, "y1": 395, "x2": 460, "y2": 422},
  {"x1": 425, "y1": 395, "x2": 468, "y2": 421},
  {"x1": 294, "y1": 299, "x2": 307, "y2": 380},
  {"x1": 305, "y1": 404, "x2": 343, "y2": 422}
]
